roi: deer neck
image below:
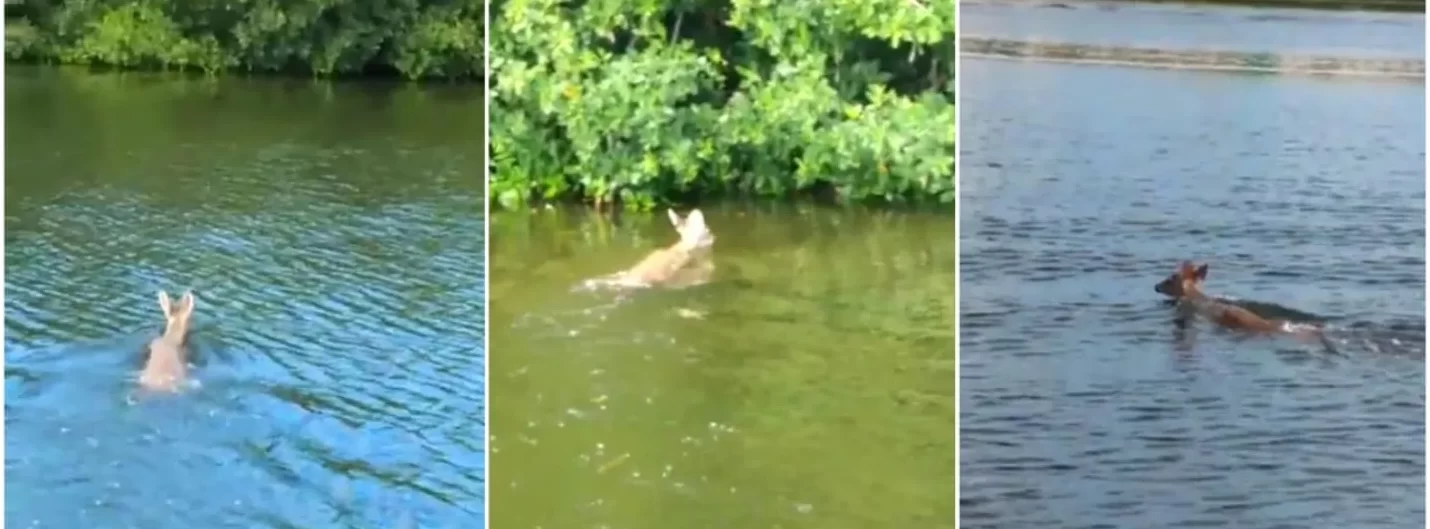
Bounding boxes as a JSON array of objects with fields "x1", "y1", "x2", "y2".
[{"x1": 161, "y1": 319, "x2": 188, "y2": 343}]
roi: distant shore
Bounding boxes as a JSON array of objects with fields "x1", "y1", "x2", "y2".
[
  {"x1": 962, "y1": 37, "x2": 1426, "y2": 79},
  {"x1": 964, "y1": 0, "x2": 1425, "y2": 13},
  {"x1": 2, "y1": 4, "x2": 482, "y2": 81},
  {"x1": 1124, "y1": 0, "x2": 1422, "y2": 12}
]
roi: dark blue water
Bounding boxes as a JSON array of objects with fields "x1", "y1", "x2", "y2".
[
  {"x1": 960, "y1": 58, "x2": 1425, "y2": 528},
  {"x1": 963, "y1": 1, "x2": 1425, "y2": 59}
]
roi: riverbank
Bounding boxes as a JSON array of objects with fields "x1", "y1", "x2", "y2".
[
  {"x1": 488, "y1": 0, "x2": 955, "y2": 211},
  {"x1": 1126, "y1": 0, "x2": 1421, "y2": 12},
  {"x1": 3, "y1": 2, "x2": 482, "y2": 81},
  {"x1": 964, "y1": 0, "x2": 1424, "y2": 13},
  {"x1": 962, "y1": 37, "x2": 1426, "y2": 79}
]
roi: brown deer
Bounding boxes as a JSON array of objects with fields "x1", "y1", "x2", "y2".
[{"x1": 1155, "y1": 261, "x2": 1323, "y2": 343}]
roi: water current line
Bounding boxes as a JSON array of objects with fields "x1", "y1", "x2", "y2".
[{"x1": 962, "y1": 36, "x2": 1427, "y2": 80}]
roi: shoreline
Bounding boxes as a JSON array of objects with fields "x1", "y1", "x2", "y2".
[
  {"x1": 2, "y1": 59, "x2": 483, "y2": 85},
  {"x1": 490, "y1": 193, "x2": 959, "y2": 214},
  {"x1": 3, "y1": 19, "x2": 482, "y2": 83},
  {"x1": 961, "y1": 37, "x2": 1426, "y2": 80},
  {"x1": 963, "y1": 0, "x2": 1426, "y2": 13}
]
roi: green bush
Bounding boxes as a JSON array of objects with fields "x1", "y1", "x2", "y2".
[
  {"x1": 6, "y1": 0, "x2": 483, "y2": 80},
  {"x1": 489, "y1": 0, "x2": 955, "y2": 210}
]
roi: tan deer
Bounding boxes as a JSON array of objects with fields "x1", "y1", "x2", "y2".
[
  {"x1": 139, "y1": 290, "x2": 195, "y2": 392},
  {"x1": 582, "y1": 209, "x2": 716, "y2": 290}
]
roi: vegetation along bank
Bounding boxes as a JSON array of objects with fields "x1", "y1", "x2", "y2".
[
  {"x1": 5, "y1": 0, "x2": 484, "y2": 80},
  {"x1": 489, "y1": 0, "x2": 956, "y2": 210}
]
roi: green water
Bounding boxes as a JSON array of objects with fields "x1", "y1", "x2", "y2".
[
  {"x1": 489, "y1": 204, "x2": 956, "y2": 528},
  {"x1": 5, "y1": 66, "x2": 485, "y2": 527}
]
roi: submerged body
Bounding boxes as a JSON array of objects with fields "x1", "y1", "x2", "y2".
[
  {"x1": 582, "y1": 208, "x2": 716, "y2": 290},
  {"x1": 626, "y1": 245, "x2": 699, "y2": 283},
  {"x1": 139, "y1": 290, "x2": 195, "y2": 392},
  {"x1": 1155, "y1": 261, "x2": 1323, "y2": 342}
]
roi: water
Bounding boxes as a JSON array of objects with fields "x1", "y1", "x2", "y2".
[
  {"x1": 963, "y1": 1, "x2": 1425, "y2": 60},
  {"x1": 488, "y1": 204, "x2": 955, "y2": 528},
  {"x1": 960, "y1": 57, "x2": 1425, "y2": 527},
  {"x1": 4, "y1": 66, "x2": 486, "y2": 528}
]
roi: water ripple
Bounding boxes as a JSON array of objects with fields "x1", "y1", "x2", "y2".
[
  {"x1": 492, "y1": 205, "x2": 955, "y2": 528},
  {"x1": 7, "y1": 67, "x2": 485, "y2": 529},
  {"x1": 961, "y1": 54, "x2": 1423, "y2": 528}
]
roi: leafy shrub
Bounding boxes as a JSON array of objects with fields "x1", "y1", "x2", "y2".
[
  {"x1": 490, "y1": 0, "x2": 955, "y2": 209},
  {"x1": 7, "y1": 0, "x2": 483, "y2": 80}
]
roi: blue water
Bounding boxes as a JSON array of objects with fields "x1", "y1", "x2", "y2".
[
  {"x1": 963, "y1": 0, "x2": 1425, "y2": 59},
  {"x1": 960, "y1": 57, "x2": 1425, "y2": 528},
  {"x1": 5, "y1": 67, "x2": 486, "y2": 529}
]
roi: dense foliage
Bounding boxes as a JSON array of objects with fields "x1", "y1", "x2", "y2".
[
  {"x1": 5, "y1": 0, "x2": 483, "y2": 80},
  {"x1": 489, "y1": 0, "x2": 955, "y2": 209}
]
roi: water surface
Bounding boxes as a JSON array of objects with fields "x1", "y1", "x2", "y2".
[
  {"x1": 960, "y1": 57, "x2": 1424, "y2": 528},
  {"x1": 964, "y1": 1, "x2": 1425, "y2": 59},
  {"x1": 5, "y1": 66, "x2": 486, "y2": 528},
  {"x1": 489, "y1": 204, "x2": 955, "y2": 528}
]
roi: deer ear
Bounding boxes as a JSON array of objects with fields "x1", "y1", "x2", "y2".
[
  {"x1": 1195, "y1": 264, "x2": 1209, "y2": 280},
  {"x1": 179, "y1": 291, "x2": 196, "y2": 314}
]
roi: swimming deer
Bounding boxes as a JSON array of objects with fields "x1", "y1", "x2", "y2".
[
  {"x1": 582, "y1": 209, "x2": 715, "y2": 290},
  {"x1": 622, "y1": 208, "x2": 715, "y2": 286},
  {"x1": 1156, "y1": 261, "x2": 1323, "y2": 342},
  {"x1": 139, "y1": 290, "x2": 195, "y2": 392}
]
